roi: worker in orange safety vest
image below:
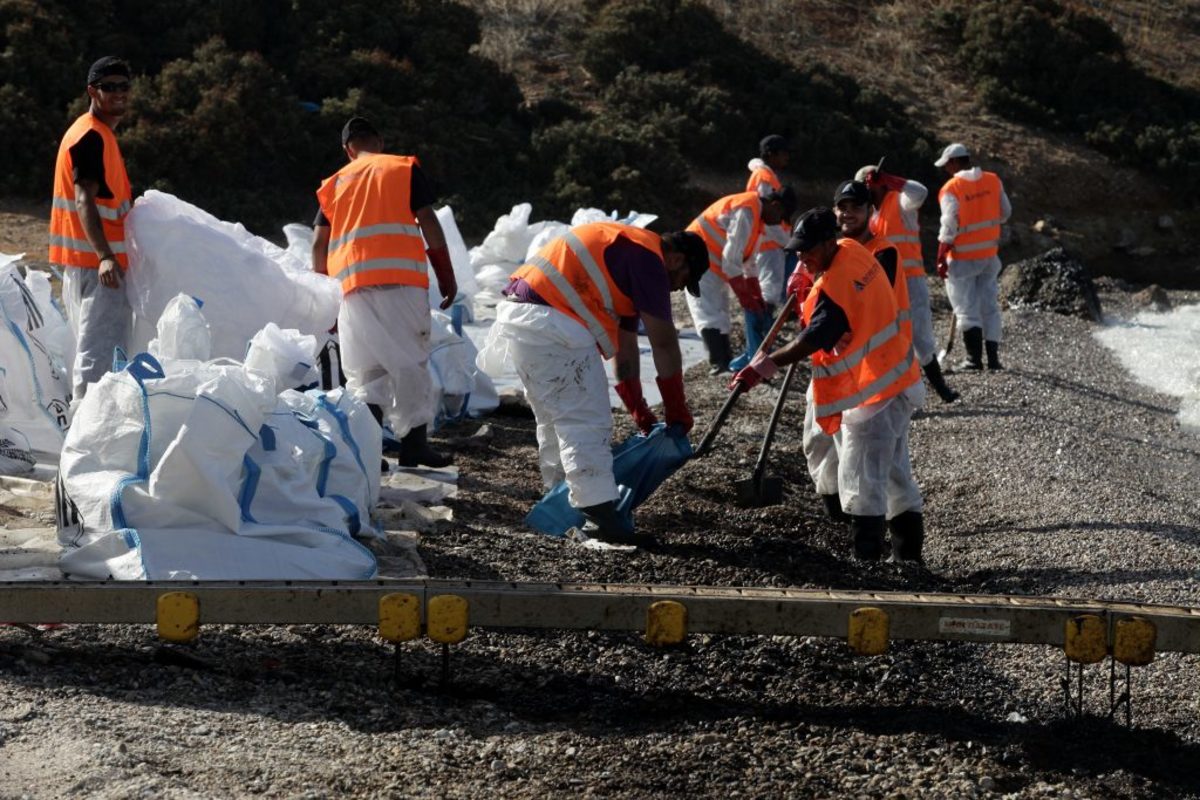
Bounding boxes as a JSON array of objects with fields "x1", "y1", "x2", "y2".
[
  {"x1": 934, "y1": 143, "x2": 1012, "y2": 372},
  {"x1": 734, "y1": 207, "x2": 926, "y2": 562},
  {"x1": 49, "y1": 57, "x2": 134, "y2": 400},
  {"x1": 313, "y1": 117, "x2": 458, "y2": 468},
  {"x1": 855, "y1": 162, "x2": 959, "y2": 402}
]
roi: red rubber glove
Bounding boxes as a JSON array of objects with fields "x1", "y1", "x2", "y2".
[
  {"x1": 936, "y1": 242, "x2": 952, "y2": 279},
  {"x1": 874, "y1": 171, "x2": 908, "y2": 192},
  {"x1": 729, "y1": 352, "x2": 778, "y2": 392},
  {"x1": 655, "y1": 372, "x2": 693, "y2": 434},
  {"x1": 786, "y1": 267, "x2": 814, "y2": 311},
  {"x1": 728, "y1": 275, "x2": 767, "y2": 313},
  {"x1": 427, "y1": 246, "x2": 458, "y2": 310},
  {"x1": 614, "y1": 377, "x2": 658, "y2": 435}
]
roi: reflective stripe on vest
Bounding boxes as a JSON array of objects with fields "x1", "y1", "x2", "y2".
[
  {"x1": 510, "y1": 222, "x2": 653, "y2": 358},
  {"x1": 687, "y1": 192, "x2": 763, "y2": 281},
  {"x1": 939, "y1": 172, "x2": 1003, "y2": 261},
  {"x1": 871, "y1": 192, "x2": 925, "y2": 279},
  {"x1": 49, "y1": 113, "x2": 132, "y2": 269},
  {"x1": 813, "y1": 347, "x2": 917, "y2": 419},
  {"x1": 746, "y1": 168, "x2": 785, "y2": 253},
  {"x1": 328, "y1": 222, "x2": 422, "y2": 254}
]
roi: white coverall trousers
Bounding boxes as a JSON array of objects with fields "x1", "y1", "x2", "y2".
[
  {"x1": 804, "y1": 383, "x2": 924, "y2": 519},
  {"x1": 756, "y1": 248, "x2": 786, "y2": 308},
  {"x1": 906, "y1": 275, "x2": 938, "y2": 364},
  {"x1": 684, "y1": 269, "x2": 732, "y2": 334},
  {"x1": 945, "y1": 255, "x2": 1003, "y2": 342},
  {"x1": 491, "y1": 301, "x2": 619, "y2": 509},
  {"x1": 338, "y1": 284, "x2": 434, "y2": 439},
  {"x1": 62, "y1": 265, "x2": 131, "y2": 399}
]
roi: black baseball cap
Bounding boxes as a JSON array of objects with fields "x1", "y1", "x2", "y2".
[
  {"x1": 833, "y1": 179, "x2": 870, "y2": 206},
  {"x1": 759, "y1": 134, "x2": 789, "y2": 157},
  {"x1": 341, "y1": 116, "x2": 380, "y2": 146},
  {"x1": 87, "y1": 56, "x2": 130, "y2": 86},
  {"x1": 785, "y1": 207, "x2": 839, "y2": 252}
]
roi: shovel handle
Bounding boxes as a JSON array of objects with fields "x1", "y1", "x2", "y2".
[
  {"x1": 750, "y1": 361, "x2": 799, "y2": 485},
  {"x1": 692, "y1": 301, "x2": 795, "y2": 459}
]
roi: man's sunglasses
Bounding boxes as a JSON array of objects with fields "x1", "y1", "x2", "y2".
[{"x1": 93, "y1": 80, "x2": 131, "y2": 93}]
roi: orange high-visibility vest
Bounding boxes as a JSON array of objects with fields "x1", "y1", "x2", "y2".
[
  {"x1": 687, "y1": 192, "x2": 763, "y2": 283},
  {"x1": 510, "y1": 222, "x2": 659, "y2": 358},
  {"x1": 316, "y1": 153, "x2": 428, "y2": 296},
  {"x1": 870, "y1": 190, "x2": 924, "y2": 278},
  {"x1": 864, "y1": 235, "x2": 913, "y2": 348},
  {"x1": 49, "y1": 113, "x2": 132, "y2": 269},
  {"x1": 746, "y1": 165, "x2": 787, "y2": 254},
  {"x1": 802, "y1": 238, "x2": 919, "y2": 434},
  {"x1": 938, "y1": 171, "x2": 1004, "y2": 261}
]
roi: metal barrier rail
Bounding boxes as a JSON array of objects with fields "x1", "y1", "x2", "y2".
[{"x1": 1, "y1": 579, "x2": 1195, "y2": 658}]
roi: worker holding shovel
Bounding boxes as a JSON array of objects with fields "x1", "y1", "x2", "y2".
[{"x1": 731, "y1": 208, "x2": 926, "y2": 562}]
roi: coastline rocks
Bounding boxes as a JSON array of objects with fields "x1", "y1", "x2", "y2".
[
  {"x1": 1131, "y1": 284, "x2": 1172, "y2": 312},
  {"x1": 1000, "y1": 247, "x2": 1103, "y2": 321}
]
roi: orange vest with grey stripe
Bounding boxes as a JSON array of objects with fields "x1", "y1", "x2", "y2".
[
  {"x1": 802, "y1": 238, "x2": 919, "y2": 435},
  {"x1": 687, "y1": 192, "x2": 763, "y2": 283},
  {"x1": 49, "y1": 113, "x2": 132, "y2": 269},
  {"x1": 863, "y1": 235, "x2": 913, "y2": 346},
  {"x1": 870, "y1": 190, "x2": 925, "y2": 279},
  {"x1": 510, "y1": 223, "x2": 658, "y2": 359},
  {"x1": 938, "y1": 171, "x2": 1003, "y2": 261},
  {"x1": 746, "y1": 166, "x2": 786, "y2": 253},
  {"x1": 316, "y1": 153, "x2": 428, "y2": 295}
]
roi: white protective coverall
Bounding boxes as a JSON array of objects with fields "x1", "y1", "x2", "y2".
[
  {"x1": 484, "y1": 300, "x2": 618, "y2": 509},
  {"x1": 62, "y1": 266, "x2": 130, "y2": 399},
  {"x1": 337, "y1": 284, "x2": 435, "y2": 439},
  {"x1": 746, "y1": 158, "x2": 788, "y2": 306},
  {"x1": 938, "y1": 167, "x2": 1012, "y2": 342},
  {"x1": 875, "y1": 179, "x2": 938, "y2": 363}
]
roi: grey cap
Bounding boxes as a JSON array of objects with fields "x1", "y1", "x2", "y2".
[{"x1": 934, "y1": 142, "x2": 970, "y2": 167}]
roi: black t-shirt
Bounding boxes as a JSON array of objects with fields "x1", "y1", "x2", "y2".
[
  {"x1": 798, "y1": 291, "x2": 851, "y2": 353},
  {"x1": 313, "y1": 162, "x2": 436, "y2": 227},
  {"x1": 874, "y1": 246, "x2": 899, "y2": 286},
  {"x1": 69, "y1": 130, "x2": 113, "y2": 198}
]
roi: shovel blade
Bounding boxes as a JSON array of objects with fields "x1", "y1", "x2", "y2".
[{"x1": 734, "y1": 475, "x2": 785, "y2": 507}]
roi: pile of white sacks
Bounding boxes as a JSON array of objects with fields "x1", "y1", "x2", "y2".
[{"x1": 1, "y1": 193, "x2": 699, "y2": 580}]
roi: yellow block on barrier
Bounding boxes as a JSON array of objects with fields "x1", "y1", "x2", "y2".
[
  {"x1": 848, "y1": 607, "x2": 889, "y2": 655},
  {"x1": 378, "y1": 593, "x2": 421, "y2": 643},
  {"x1": 1113, "y1": 617, "x2": 1156, "y2": 666},
  {"x1": 427, "y1": 594, "x2": 468, "y2": 644},
  {"x1": 1064, "y1": 614, "x2": 1106, "y2": 664},
  {"x1": 156, "y1": 592, "x2": 200, "y2": 643},
  {"x1": 645, "y1": 600, "x2": 687, "y2": 646}
]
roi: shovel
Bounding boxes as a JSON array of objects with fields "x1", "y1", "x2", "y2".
[
  {"x1": 694, "y1": 300, "x2": 794, "y2": 458},
  {"x1": 734, "y1": 361, "x2": 799, "y2": 507}
]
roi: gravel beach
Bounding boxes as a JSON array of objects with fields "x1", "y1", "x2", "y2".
[{"x1": 3, "y1": 283, "x2": 1200, "y2": 799}]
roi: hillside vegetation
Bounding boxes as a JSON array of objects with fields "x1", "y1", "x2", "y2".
[{"x1": 2, "y1": 0, "x2": 1198, "y2": 282}]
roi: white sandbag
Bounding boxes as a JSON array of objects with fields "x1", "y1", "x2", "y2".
[
  {"x1": 125, "y1": 190, "x2": 340, "y2": 360},
  {"x1": 469, "y1": 202, "x2": 534, "y2": 269},
  {"x1": 23, "y1": 269, "x2": 71, "y2": 371},
  {"x1": 148, "y1": 293, "x2": 211, "y2": 361},
  {"x1": 0, "y1": 262, "x2": 71, "y2": 461},
  {"x1": 243, "y1": 323, "x2": 319, "y2": 391},
  {"x1": 282, "y1": 223, "x2": 315, "y2": 268},
  {"x1": 0, "y1": 424, "x2": 35, "y2": 476},
  {"x1": 428, "y1": 310, "x2": 500, "y2": 419},
  {"x1": 57, "y1": 349, "x2": 379, "y2": 580},
  {"x1": 524, "y1": 221, "x2": 570, "y2": 264},
  {"x1": 426, "y1": 206, "x2": 478, "y2": 310}
]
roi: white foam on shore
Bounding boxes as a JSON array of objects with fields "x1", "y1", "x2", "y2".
[{"x1": 1094, "y1": 302, "x2": 1200, "y2": 431}]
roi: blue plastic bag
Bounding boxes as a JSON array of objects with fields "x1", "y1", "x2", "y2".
[{"x1": 525, "y1": 423, "x2": 694, "y2": 537}]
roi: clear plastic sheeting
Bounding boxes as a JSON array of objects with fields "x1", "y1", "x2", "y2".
[
  {"x1": 0, "y1": 258, "x2": 71, "y2": 465},
  {"x1": 124, "y1": 190, "x2": 341, "y2": 360},
  {"x1": 57, "y1": 314, "x2": 383, "y2": 580}
]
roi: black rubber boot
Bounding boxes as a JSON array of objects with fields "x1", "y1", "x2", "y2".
[
  {"x1": 821, "y1": 493, "x2": 850, "y2": 524},
  {"x1": 887, "y1": 510, "x2": 925, "y2": 562},
  {"x1": 955, "y1": 326, "x2": 984, "y2": 372},
  {"x1": 579, "y1": 501, "x2": 649, "y2": 547},
  {"x1": 398, "y1": 424, "x2": 452, "y2": 469},
  {"x1": 700, "y1": 328, "x2": 732, "y2": 376},
  {"x1": 922, "y1": 357, "x2": 960, "y2": 403},
  {"x1": 850, "y1": 515, "x2": 886, "y2": 561},
  {"x1": 985, "y1": 340, "x2": 1004, "y2": 371}
]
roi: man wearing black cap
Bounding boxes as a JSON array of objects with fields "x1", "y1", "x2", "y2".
[
  {"x1": 732, "y1": 208, "x2": 927, "y2": 563},
  {"x1": 49, "y1": 57, "x2": 134, "y2": 400},
  {"x1": 484, "y1": 224, "x2": 707, "y2": 546},
  {"x1": 312, "y1": 117, "x2": 457, "y2": 468}
]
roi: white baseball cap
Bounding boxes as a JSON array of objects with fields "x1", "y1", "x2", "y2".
[{"x1": 934, "y1": 143, "x2": 970, "y2": 167}]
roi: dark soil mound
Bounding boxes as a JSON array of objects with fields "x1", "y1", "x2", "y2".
[{"x1": 1000, "y1": 247, "x2": 1103, "y2": 321}]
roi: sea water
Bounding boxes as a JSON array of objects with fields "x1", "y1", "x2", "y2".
[{"x1": 1094, "y1": 302, "x2": 1200, "y2": 431}]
